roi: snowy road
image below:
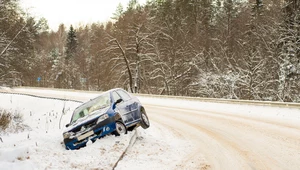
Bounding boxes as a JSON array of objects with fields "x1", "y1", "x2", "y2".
[
  {"x1": 144, "y1": 104, "x2": 300, "y2": 170},
  {"x1": 1, "y1": 87, "x2": 300, "y2": 170}
]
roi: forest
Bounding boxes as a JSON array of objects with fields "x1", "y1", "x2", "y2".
[{"x1": 0, "y1": 0, "x2": 299, "y2": 102}]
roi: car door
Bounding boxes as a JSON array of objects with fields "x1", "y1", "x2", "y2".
[
  {"x1": 112, "y1": 91, "x2": 133, "y2": 125},
  {"x1": 116, "y1": 90, "x2": 139, "y2": 123}
]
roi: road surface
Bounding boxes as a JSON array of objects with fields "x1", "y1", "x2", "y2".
[{"x1": 144, "y1": 104, "x2": 300, "y2": 170}]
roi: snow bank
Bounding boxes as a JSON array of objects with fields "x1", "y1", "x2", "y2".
[
  {"x1": 0, "y1": 93, "x2": 135, "y2": 170},
  {"x1": 0, "y1": 90, "x2": 195, "y2": 170}
]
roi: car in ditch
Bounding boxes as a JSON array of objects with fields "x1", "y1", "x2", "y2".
[{"x1": 62, "y1": 88, "x2": 150, "y2": 150}]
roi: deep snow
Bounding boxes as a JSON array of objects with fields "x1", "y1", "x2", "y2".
[
  {"x1": 0, "y1": 92, "x2": 193, "y2": 170},
  {"x1": 0, "y1": 93, "x2": 137, "y2": 169}
]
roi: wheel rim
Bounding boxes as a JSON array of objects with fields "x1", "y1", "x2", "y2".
[
  {"x1": 142, "y1": 113, "x2": 149, "y2": 126},
  {"x1": 116, "y1": 122, "x2": 126, "y2": 134}
]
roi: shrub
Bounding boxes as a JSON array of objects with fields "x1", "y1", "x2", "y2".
[
  {"x1": 0, "y1": 109, "x2": 26, "y2": 134},
  {"x1": 0, "y1": 110, "x2": 12, "y2": 130}
]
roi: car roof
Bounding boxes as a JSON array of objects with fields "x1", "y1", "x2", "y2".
[{"x1": 106, "y1": 88, "x2": 126, "y2": 93}]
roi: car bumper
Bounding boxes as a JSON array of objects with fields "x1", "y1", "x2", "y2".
[{"x1": 64, "y1": 116, "x2": 116, "y2": 150}]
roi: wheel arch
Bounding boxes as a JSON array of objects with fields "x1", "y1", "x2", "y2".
[
  {"x1": 114, "y1": 112, "x2": 123, "y2": 122},
  {"x1": 139, "y1": 105, "x2": 146, "y2": 114}
]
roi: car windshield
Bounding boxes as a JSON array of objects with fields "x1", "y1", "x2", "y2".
[{"x1": 71, "y1": 93, "x2": 111, "y2": 123}]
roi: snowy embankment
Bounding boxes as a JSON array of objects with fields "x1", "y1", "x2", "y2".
[
  {"x1": 0, "y1": 93, "x2": 137, "y2": 169},
  {"x1": 0, "y1": 91, "x2": 192, "y2": 170}
]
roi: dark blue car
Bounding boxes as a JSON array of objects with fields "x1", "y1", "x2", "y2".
[{"x1": 63, "y1": 88, "x2": 150, "y2": 150}]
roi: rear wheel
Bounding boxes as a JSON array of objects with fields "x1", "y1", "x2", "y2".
[
  {"x1": 140, "y1": 108, "x2": 150, "y2": 129},
  {"x1": 113, "y1": 121, "x2": 127, "y2": 136}
]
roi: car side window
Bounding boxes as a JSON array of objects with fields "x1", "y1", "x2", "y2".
[
  {"x1": 112, "y1": 91, "x2": 122, "y2": 102},
  {"x1": 117, "y1": 90, "x2": 131, "y2": 101}
]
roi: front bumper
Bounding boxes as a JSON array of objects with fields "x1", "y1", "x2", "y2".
[{"x1": 64, "y1": 116, "x2": 116, "y2": 150}]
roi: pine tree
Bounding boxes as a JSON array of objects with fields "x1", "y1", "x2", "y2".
[
  {"x1": 65, "y1": 25, "x2": 78, "y2": 60},
  {"x1": 112, "y1": 3, "x2": 124, "y2": 21}
]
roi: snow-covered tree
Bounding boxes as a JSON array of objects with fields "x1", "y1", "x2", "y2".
[
  {"x1": 277, "y1": 0, "x2": 300, "y2": 101},
  {"x1": 0, "y1": 1, "x2": 40, "y2": 86}
]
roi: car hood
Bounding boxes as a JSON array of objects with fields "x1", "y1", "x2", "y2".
[{"x1": 64, "y1": 107, "x2": 109, "y2": 133}]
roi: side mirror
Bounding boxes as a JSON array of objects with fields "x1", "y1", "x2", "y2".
[
  {"x1": 113, "y1": 98, "x2": 123, "y2": 109},
  {"x1": 65, "y1": 123, "x2": 70, "y2": 128},
  {"x1": 116, "y1": 98, "x2": 123, "y2": 104}
]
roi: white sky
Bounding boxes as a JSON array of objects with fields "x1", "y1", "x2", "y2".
[{"x1": 20, "y1": 0, "x2": 147, "y2": 31}]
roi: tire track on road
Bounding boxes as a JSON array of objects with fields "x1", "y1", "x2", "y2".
[
  {"x1": 146, "y1": 105, "x2": 300, "y2": 170},
  {"x1": 149, "y1": 113, "x2": 211, "y2": 170},
  {"x1": 149, "y1": 111, "x2": 270, "y2": 170}
]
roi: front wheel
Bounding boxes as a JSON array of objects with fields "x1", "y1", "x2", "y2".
[
  {"x1": 113, "y1": 121, "x2": 127, "y2": 136},
  {"x1": 140, "y1": 108, "x2": 150, "y2": 129}
]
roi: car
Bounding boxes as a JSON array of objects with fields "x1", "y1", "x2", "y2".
[{"x1": 62, "y1": 88, "x2": 150, "y2": 150}]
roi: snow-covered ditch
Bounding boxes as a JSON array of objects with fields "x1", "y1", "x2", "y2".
[
  {"x1": 0, "y1": 93, "x2": 193, "y2": 170},
  {"x1": 0, "y1": 93, "x2": 138, "y2": 169}
]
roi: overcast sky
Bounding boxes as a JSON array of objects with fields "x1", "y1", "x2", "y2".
[{"x1": 20, "y1": 0, "x2": 146, "y2": 31}]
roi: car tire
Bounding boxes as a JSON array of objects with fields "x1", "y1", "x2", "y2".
[
  {"x1": 113, "y1": 121, "x2": 127, "y2": 136},
  {"x1": 140, "y1": 108, "x2": 150, "y2": 129}
]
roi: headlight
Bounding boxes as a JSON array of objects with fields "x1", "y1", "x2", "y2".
[
  {"x1": 97, "y1": 114, "x2": 109, "y2": 123},
  {"x1": 63, "y1": 132, "x2": 74, "y2": 139},
  {"x1": 63, "y1": 132, "x2": 71, "y2": 139}
]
